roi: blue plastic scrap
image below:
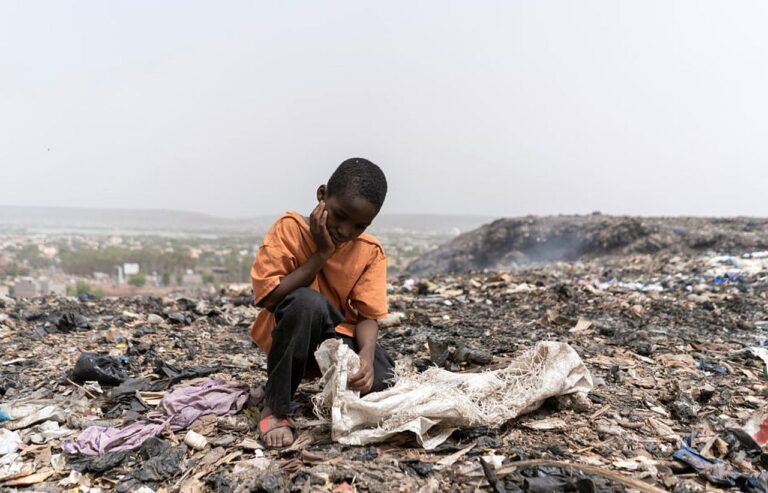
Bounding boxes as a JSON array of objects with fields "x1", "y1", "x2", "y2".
[
  {"x1": 713, "y1": 276, "x2": 726, "y2": 285},
  {"x1": 673, "y1": 444, "x2": 768, "y2": 491},
  {"x1": 698, "y1": 361, "x2": 727, "y2": 375},
  {"x1": 673, "y1": 446, "x2": 725, "y2": 471},
  {"x1": 713, "y1": 273, "x2": 746, "y2": 285},
  {"x1": 0, "y1": 409, "x2": 9, "y2": 423},
  {"x1": 672, "y1": 446, "x2": 739, "y2": 487}
]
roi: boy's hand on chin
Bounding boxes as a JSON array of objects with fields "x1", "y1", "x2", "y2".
[
  {"x1": 348, "y1": 355, "x2": 374, "y2": 394},
  {"x1": 310, "y1": 200, "x2": 335, "y2": 258}
]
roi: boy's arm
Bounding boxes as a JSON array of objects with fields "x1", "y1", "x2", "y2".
[
  {"x1": 346, "y1": 245, "x2": 387, "y2": 394},
  {"x1": 257, "y1": 252, "x2": 329, "y2": 311},
  {"x1": 348, "y1": 318, "x2": 378, "y2": 393},
  {"x1": 257, "y1": 201, "x2": 335, "y2": 312}
]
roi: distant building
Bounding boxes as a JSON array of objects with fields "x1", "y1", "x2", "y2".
[
  {"x1": 40, "y1": 246, "x2": 58, "y2": 258},
  {"x1": 145, "y1": 273, "x2": 161, "y2": 287},
  {"x1": 182, "y1": 273, "x2": 204, "y2": 286},
  {"x1": 115, "y1": 263, "x2": 140, "y2": 285},
  {"x1": 39, "y1": 278, "x2": 66, "y2": 297},
  {"x1": 14, "y1": 278, "x2": 39, "y2": 298}
]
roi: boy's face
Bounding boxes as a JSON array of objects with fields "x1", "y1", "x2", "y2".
[{"x1": 317, "y1": 185, "x2": 378, "y2": 245}]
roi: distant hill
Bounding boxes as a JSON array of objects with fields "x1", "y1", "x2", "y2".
[
  {"x1": 0, "y1": 205, "x2": 493, "y2": 236},
  {"x1": 367, "y1": 214, "x2": 494, "y2": 235},
  {"x1": 0, "y1": 205, "x2": 238, "y2": 233}
]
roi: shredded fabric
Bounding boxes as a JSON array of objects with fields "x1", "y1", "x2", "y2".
[
  {"x1": 313, "y1": 339, "x2": 593, "y2": 449},
  {"x1": 63, "y1": 379, "x2": 249, "y2": 455}
]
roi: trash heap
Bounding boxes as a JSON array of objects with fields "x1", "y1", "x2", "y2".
[
  {"x1": 407, "y1": 215, "x2": 768, "y2": 275},
  {"x1": 1, "y1": 249, "x2": 768, "y2": 492}
]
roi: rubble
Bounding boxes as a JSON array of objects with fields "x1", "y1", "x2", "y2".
[
  {"x1": 407, "y1": 215, "x2": 768, "y2": 275},
  {"x1": 1, "y1": 245, "x2": 768, "y2": 491}
]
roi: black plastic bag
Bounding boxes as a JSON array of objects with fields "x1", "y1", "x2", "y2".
[{"x1": 71, "y1": 352, "x2": 128, "y2": 385}]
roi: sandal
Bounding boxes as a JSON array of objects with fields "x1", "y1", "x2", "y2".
[{"x1": 258, "y1": 414, "x2": 294, "y2": 447}]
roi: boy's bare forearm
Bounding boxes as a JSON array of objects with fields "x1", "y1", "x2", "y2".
[
  {"x1": 355, "y1": 319, "x2": 379, "y2": 360},
  {"x1": 257, "y1": 252, "x2": 330, "y2": 311}
]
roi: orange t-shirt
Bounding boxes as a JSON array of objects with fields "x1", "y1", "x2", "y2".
[{"x1": 250, "y1": 211, "x2": 388, "y2": 354}]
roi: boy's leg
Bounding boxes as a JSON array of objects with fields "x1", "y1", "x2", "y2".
[
  {"x1": 337, "y1": 335, "x2": 395, "y2": 392},
  {"x1": 262, "y1": 288, "x2": 343, "y2": 446}
]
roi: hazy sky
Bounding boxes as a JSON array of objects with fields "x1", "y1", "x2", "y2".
[{"x1": 1, "y1": 1, "x2": 767, "y2": 218}]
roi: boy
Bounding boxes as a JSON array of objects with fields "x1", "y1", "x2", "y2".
[{"x1": 250, "y1": 158, "x2": 395, "y2": 448}]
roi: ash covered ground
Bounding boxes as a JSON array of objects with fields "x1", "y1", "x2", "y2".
[{"x1": 2, "y1": 217, "x2": 768, "y2": 492}]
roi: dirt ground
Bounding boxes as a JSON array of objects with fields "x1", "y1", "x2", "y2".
[{"x1": 2, "y1": 250, "x2": 768, "y2": 492}]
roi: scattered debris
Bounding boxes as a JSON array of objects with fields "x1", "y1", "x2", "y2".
[
  {"x1": 2, "y1": 244, "x2": 768, "y2": 490},
  {"x1": 71, "y1": 352, "x2": 128, "y2": 385},
  {"x1": 185, "y1": 430, "x2": 208, "y2": 450},
  {"x1": 407, "y1": 215, "x2": 768, "y2": 274}
]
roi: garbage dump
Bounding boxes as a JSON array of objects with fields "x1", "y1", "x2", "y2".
[
  {"x1": 2, "y1": 239, "x2": 768, "y2": 490},
  {"x1": 407, "y1": 215, "x2": 768, "y2": 275}
]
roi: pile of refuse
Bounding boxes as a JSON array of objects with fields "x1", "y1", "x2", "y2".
[
  {"x1": 407, "y1": 215, "x2": 768, "y2": 275},
  {"x1": 2, "y1": 247, "x2": 768, "y2": 491}
]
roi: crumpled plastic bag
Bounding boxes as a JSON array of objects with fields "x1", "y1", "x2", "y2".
[
  {"x1": 0, "y1": 453, "x2": 32, "y2": 483},
  {"x1": 26, "y1": 420, "x2": 75, "y2": 444},
  {"x1": 1, "y1": 389, "x2": 87, "y2": 435},
  {"x1": 313, "y1": 339, "x2": 593, "y2": 449},
  {"x1": 0, "y1": 429, "x2": 21, "y2": 455},
  {"x1": 71, "y1": 352, "x2": 128, "y2": 386}
]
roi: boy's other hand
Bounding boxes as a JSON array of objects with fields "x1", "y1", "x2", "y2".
[
  {"x1": 311, "y1": 200, "x2": 335, "y2": 259},
  {"x1": 348, "y1": 355, "x2": 374, "y2": 394}
]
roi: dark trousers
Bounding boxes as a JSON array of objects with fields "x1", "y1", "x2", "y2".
[{"x1": 265, "y1": 287, "x2": 395, "y2": 415}]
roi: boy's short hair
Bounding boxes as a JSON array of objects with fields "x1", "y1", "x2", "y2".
[{"x1": 327, "y1": 158, "x2": 387, "y2": 211}]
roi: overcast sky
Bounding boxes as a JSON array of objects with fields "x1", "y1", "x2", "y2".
[{"x1": 1, "y1": 1, "x2": 766, "y2": 219}]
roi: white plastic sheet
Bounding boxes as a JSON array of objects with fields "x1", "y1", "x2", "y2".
[
  {"x1": 313, "y1": 339, "x2": 593, "y2": 449},
  {"x1": 0, "y1": 429, "x2": 20, "y2": 455}
]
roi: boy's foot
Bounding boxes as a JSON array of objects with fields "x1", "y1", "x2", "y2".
[{"x1": 258, "y1": 411, "x2": 294, "y2": 448}]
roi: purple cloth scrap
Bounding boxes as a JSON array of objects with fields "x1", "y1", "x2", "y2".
[{"x1": 64, "y1": 379, "x2": 249, "y2": 455}]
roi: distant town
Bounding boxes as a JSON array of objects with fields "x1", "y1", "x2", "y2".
[{"x1": 0, "y1": 228, "x2": 455, "y2": 299}]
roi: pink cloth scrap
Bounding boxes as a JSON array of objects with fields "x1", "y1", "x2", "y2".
[{"x1": 64, "y1": 379, "x2": 249, "y2": 455}]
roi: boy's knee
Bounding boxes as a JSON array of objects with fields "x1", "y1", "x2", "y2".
[
  {"x1": 372, "y1": 357, "x2": 396, "y2": 393},
  {"x1": 372, "y1": 370, "x2": 394, "y2": 393},
  {"x1": 282, "y1": 287, "x2": 330, "y2": 313},
  {"x1": 273, "y1": 288, "x2": 344, "y2": 336},
  {"x1": 277, "y1": 289, "x2": 344, "y2": 327}
]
